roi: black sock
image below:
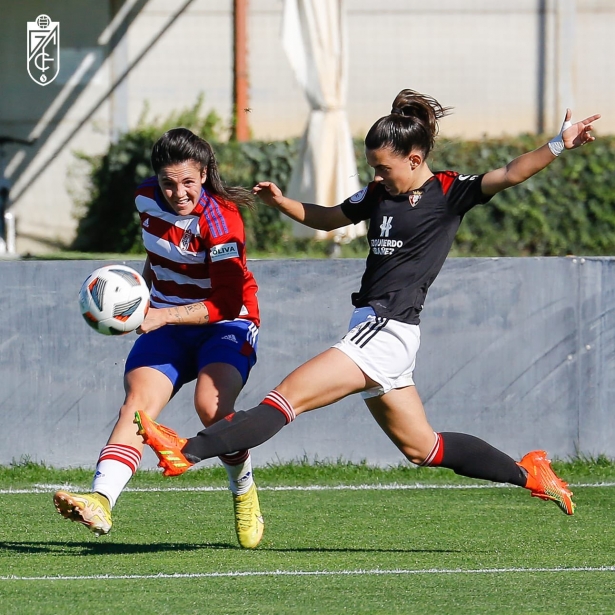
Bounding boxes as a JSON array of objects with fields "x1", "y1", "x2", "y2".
[
  {"x1": 439, "y1": 432, "x2": 527, "y2": 487},
  {"x1": 182, "y1": 403, "x2": 288, "y2": 463}
]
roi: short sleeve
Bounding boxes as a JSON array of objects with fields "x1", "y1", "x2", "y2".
[
  {"x1": 340, "y1": 182, "x2": 380, "y2": 223},
  {"x1": 438, "y1": 172, "x2": 492, "y2": 216},
  {"x1": 200, "y1": 201, "x2": 247, "y2": 322}
]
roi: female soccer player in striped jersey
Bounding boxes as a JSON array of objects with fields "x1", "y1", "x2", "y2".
[
  {"x1": 136, "y1": 91, "x2": 600, "y2": 518},
  {"x1": 54, "y1": 129, "x2": 264, "y2": 548}
]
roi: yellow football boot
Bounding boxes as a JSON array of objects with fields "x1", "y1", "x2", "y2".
[
  {"x1": 233, "y1": 483, "x2": 264, "y2": 549},
  {"x1": 53, "y1": 491, "x2": 112, "y2": 536}
]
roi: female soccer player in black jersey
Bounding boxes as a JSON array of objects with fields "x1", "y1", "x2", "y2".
[{"x1": 136, "y1": 90, "x2": 600, "y2": 516}]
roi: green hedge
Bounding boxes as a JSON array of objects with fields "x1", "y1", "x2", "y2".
[
  {"x1": 71, "y1": 100, "x2": 615, "y2": 256},
  {"x1": 71, "y1": 97, "x2": 223, "y2": 254},
  {"x1": 429, "y1": 136, "x2": 615, "y2": 256}
]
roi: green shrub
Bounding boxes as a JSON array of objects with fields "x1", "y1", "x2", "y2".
[
  {"x1": 71, "y1": 97, "x2": 226, "y2": 253},
  {"x1": 429, "y1": 136, "x2": 615, "y2": 256},
  {"x1": 71, "y1": 100, "x2": 615, "y2": 257},
  {"x1": 214, "y1": 139, "x2": 297, "y2": 253},
  {"x1": 356, "y1": 134, "x2": 615, "y2": 256}
]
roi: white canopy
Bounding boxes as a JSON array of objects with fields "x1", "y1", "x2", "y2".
[{"x1": 281, "y1": 0, "x2": 366, "y2": 242}]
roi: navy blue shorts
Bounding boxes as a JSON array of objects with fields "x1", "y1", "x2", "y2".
[{"x1": 125, "y1": 320, "x2": 258, "y2": 393}]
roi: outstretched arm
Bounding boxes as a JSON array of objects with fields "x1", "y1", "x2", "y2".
[
  {"x1": 481, "y1": 110, "x2": 601, "y2": 196},
  {"x1": 252, "y1": 181, "x2": 352, "y2": 231}
]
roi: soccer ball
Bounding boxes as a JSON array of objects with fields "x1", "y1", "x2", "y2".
[{"x1": 79, "y1": 265, "x2": 150, "y2": 335}]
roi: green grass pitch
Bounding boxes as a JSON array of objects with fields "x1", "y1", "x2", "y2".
[{"x1": 1, "y1": 459, "x2": 614, "y2": 614}]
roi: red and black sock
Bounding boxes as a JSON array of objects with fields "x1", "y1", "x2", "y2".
[
  {"x1": 181, "y1": 391, "x2": 294, "y2": 463},
  {"x1": 424, "y1": 432, "x2": 526, "y2": 487}
]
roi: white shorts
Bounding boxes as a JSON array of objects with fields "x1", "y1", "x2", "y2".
[{"x1": 333, "y1": 307, "x2": 420, "y2": 399}]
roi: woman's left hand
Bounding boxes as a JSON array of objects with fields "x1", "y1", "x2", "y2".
[{"x1": 563, "y1": 109, "x2": 601, "y2": 149}]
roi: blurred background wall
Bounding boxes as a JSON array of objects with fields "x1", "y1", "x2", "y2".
[
  {"x1": 0, "y1": 0, "x2": 612, "y2": 253},
  {"x1": 2, "y1": 257, "x2": 615, "y2": 468}
]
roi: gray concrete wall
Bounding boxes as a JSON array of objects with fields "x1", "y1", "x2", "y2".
[{"x1": 1, "y1": 257, "x2": 614, "y2": 469}]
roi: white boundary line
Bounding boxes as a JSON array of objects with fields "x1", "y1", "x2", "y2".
[
  {"x1": 1, "y1": 482, "x2": 614, "y2": 495},
  {"x1": 2, "y1": 566, "x2": 615, "y2": 582}
]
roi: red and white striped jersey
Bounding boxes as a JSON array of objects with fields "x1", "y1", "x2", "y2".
[{"x1": 135, "y1": 177, "x2": 260, "y2": 327}]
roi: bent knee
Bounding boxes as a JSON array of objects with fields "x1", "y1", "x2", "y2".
[
  {"x1": 198, "y1": 409, "x2": 238, "y2": 427},
  {"x1": 194, "y1": 397, "x2": 236, "y2": 427},
  {"x1": 399, "y1": 437, "x2": 440, "y2": 466},
  {"x1": 404, "y1": 433, "x2": 442, "y2": 467},
  {"x1": 403, "y1": 448, "x2": 430, "y2": 466}
]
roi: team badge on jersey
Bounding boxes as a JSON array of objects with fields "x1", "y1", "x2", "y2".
[
  {"x1": 349, "y1": 187, "x2": 368, "y2": 203},
  {"x1": 180, "y1": 229, "x2": 193, "y2": 251},
  {"x1": 408, "y1": 190, "x2": 423, "y2": 207}
]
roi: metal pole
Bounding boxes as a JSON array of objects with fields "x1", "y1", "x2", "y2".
[
  {"x1": 233, "y1": 0, "x2": 250, "y2": 141},
  {"x1": 555, "y1": 0, "x2": 576, "y2": 123},
  {"x1": 536, "y1": 0, "x2": 547, "y2": 134}
]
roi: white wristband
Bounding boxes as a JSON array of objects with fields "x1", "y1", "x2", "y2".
[{"x1": 548, "y1": 118, "x2": 573, "y2": 156}]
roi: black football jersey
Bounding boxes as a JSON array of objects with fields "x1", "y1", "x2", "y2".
[{"x1": 340, "y1": 172, "x2": 492, "y2": 324}]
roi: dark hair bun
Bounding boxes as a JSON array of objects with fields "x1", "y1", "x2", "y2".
[{"x1": 365, "y1": 89, "x2": 452, "y2": 158}]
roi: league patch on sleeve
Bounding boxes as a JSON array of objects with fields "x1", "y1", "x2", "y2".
[
  {"x1": 349, "y1": 187, "x2": 368, "y2": 203},
  {"x1": 210, "y1": 242, "x2": 240, "y2": 262}
]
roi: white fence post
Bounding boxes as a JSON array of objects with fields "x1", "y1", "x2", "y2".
[{"x1": 5, "y1": 212, "x2": 15, "y2": 254}]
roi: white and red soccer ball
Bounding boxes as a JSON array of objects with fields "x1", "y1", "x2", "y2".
[{"x1": 79, "y1": 265, "x2": 150, "y2": 335}]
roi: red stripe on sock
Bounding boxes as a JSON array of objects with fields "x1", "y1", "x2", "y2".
[
  {"x1": 262, "y1": 390, "x2": 296, "y2": 424},
  {"x1": 219, "y1": 450, "x2": 250, "y2": 465},
  {"x1": 103, "y1": 445, "x2": 141, "y2": 468},
  {"x1": 98, "y1": 444, "x2": 142, "y2": 474},
  {"x1": 420, "y1": 433, "x2": 444, "y2": 467}
]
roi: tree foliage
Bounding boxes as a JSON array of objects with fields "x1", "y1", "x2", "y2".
[
  {"x1": 428, "y1": 136, "x2": 615, "y2": 256},
  {"x1": 71, "y1": 99, "x2": 615, "y2": 256},
  {"x1": 71, "y1": 97, "x2": 224, "y2": 253}
]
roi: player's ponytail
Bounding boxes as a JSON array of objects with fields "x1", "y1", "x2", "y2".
[
  {"x1": 151, "y1": 128, "x2": 254, "y2": 209},
  {"x1": 365, "y1": 89, "x2": 452, "y2": 158}
]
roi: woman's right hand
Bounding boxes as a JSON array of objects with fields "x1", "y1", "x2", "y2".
[{"x1": 252, "y1": 181, "x2": 285, "y2": 208}]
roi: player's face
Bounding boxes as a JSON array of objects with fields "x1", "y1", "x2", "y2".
[
  {"x1": 366, "y1": 147, "x2": 420, "y2": 195},
  {"x1": 157, "y1": 161, "x2": 206, "y2": 215}
]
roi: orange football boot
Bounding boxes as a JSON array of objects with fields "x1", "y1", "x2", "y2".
[
  {"x1": 518, "y1": 450, "x2": 575, "y2": 515},
  {"x1": 134, "y1": 411, "x2": 193, "y2": 477}
]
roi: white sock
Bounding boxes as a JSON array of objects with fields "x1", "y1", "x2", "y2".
[
  {"x1": 91, "y1": 444, "x2": 141, "y2": 508},
  {"x1": 219, "y1": 450, "x2": 254, "y2": 496}
]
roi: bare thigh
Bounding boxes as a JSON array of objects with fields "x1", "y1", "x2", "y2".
[
  {"x1": 194, "y1": 362, "x2": 244, "y2": 427},
  {"x1": 107, "y1": 367, "x2": 175, "y2": 449},
  {"x1": 365, "y1": 386, "x2": 437, "y2": 465},
  {"x1": 275, "y1": 347, "x2": 379, "y2": 415}
]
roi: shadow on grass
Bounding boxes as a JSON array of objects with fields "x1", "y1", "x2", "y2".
[
  {"x1": 0, "y1": 542, "x2": 462, "y2": 556},
  {"x1": 0, "y1": 541, "x2": 235, "y2": 555}
]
